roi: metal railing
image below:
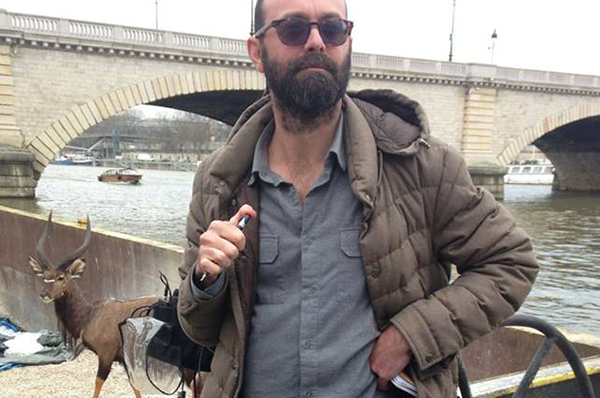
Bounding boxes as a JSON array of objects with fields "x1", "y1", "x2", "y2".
[
  {"x1": 1, "y1": 9, "x2": 598, "y2": 90},
  {"x1": 458, "y1": 314, "x2": 596, "y2": 398}
]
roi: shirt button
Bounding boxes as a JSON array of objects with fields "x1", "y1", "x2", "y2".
[
  {"x1": 303, "y1": 341, "x2": 312, "y2": 349},
  {"x1": 371, "y1": 266, "x2": 381, "y2": 278},
  {"x1": 305, "y1": 392, "x2": 313, "y2": 398},
  {"x1": 218, "y1": 179, "x2": 225, "y2": 186},
  {"x1": 425, "y1": 354, "x2": 434, "y2": 362},
  {"x1": 231, "y1": 198, "x2": 238, "y2": 206}
]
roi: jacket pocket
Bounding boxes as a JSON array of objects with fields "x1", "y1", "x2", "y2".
[{"x1": 256, "y1": 234, "x2": 284, "y2": 304}]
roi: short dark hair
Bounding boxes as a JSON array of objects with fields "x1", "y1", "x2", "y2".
[
  {"x1": 253, "y1": 0, "x2": 348, "y2": 34},
  {"x1": 253, "y1": 0, "x2": 266, "y2": 34}
]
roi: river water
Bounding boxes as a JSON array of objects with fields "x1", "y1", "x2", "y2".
[{"x1": 1, "y1": 165, "x2": 599, "y2": 336}]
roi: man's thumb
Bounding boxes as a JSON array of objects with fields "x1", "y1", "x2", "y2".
[{"x1": 229, "y1": 204, "x2": 257, "y2": 225}]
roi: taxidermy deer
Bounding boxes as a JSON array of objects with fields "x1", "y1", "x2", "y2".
[{"x1": 29, "y1": 213, "x2": 202, "y2": 398}]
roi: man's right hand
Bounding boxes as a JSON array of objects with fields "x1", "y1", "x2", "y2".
[{"x1": 194, "y1": 204, "x2": 257, "y2": 287}]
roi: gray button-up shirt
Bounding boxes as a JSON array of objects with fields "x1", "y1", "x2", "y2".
[{"x1": 241, "y1": 117, "x2": 395, "y2": 398}]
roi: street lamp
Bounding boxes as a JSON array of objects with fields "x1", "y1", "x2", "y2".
[
  {"x1": 250, "y1": 0, "x2": 255, "y2": 34},
  {"x1": 490, "y1": 29, "x2": 498, "y2": 64},
  {"x1": 154, "y1": 0, "x2": 158, "y2": 30},
  {"x1": 449, "y1": 0, "x2": 457, "y2": 62}
]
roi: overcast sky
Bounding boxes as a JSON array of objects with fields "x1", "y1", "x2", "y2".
[{"x1": 1, "y1": 0, "x2": 598, "y2": 76}]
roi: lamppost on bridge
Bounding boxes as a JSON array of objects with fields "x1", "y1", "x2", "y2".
[
  {"x1": 489, "y1": 29, "x2": 498, "y2": 64},
  {"x1": 250, "y1": 0, "x2": 255, "y2": 34},
  {"x1": 154, "y1": 0, "x2": 159, "y2": 30},
  {"x1": 449, "y1": 0, "x2": 457, "y2": 62}
]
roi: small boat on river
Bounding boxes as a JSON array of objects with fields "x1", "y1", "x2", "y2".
[{"x1": 97, "y1": 168, "x2": 142, "y2": 184}]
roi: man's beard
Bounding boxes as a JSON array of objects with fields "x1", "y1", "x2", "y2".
[{"x1": 262, "y1": 49, "x2": 351, "y2": 128}]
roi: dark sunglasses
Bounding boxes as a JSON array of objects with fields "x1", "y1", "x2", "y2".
[{"x1": 254, "y1": 17, "x2": 354, "y2": 47}]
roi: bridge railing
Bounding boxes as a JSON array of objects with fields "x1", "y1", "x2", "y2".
[{"x1": 0, "y1": 9, "x2": 598, "y2": 90}]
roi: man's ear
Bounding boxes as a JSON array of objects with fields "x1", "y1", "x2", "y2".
[
  {"x1": 66, "y1": 259, "x2": 86, "y2": 279},
  {"x1": 247, "y1": 37, "x2": 265, "y2": 73}
]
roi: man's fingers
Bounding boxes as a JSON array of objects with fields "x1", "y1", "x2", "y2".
[
  {"x1": 201, "y1": 234, "x2": 240, "y2": 261},
  {"x1": 198, "y1": 257, "x2": 222, "y2": 276},
  {"x1": 202, "y1": 221, "x2": 246, "y2": 251},
  {"x1": 203, "y1": 246, "x2": 233, "y2": 268}
]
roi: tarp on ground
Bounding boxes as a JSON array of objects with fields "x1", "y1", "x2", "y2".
[{"x1": 0, "y1": 318, "x2": 72, "y2": 371}]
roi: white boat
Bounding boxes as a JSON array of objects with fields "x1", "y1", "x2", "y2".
[
  {"x1": 51, "y1": 154, "x2": 95, "y2": 166},
  {"x1": 504, "y1": 163, "x2": 554, "y2": 185}
]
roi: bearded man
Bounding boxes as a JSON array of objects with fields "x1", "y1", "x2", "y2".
[{"x1": 177, "y1": 0, "x2": 539, "y2": 397}]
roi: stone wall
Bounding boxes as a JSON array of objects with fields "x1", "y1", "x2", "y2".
[
  {"x1": 0, "y1": 45, "x2": 22, "y2": 148},
  {"x1": 0, "y1": 146, "x2": 36, "y2": 197}
]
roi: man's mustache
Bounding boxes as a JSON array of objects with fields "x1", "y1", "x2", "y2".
[{"x1": 290, "y1": 53, "x2": 338, "y2": 75}]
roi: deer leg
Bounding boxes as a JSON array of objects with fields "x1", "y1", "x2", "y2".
[
  {"x1": 192, "y1": 372, "x2": 205, "y2": 398},
  {"x1": 92, "y1": 358, "x2": 112, "y2": 398},
  {"x1": 133, "y1": 387, "x2": 142, "y2": 398},
  {"x1": 92, "y1": 377, "x2": 105, "y2": 398},
  {"x1": 183, "y1": 368, "x2": 204, "y2": 398}
]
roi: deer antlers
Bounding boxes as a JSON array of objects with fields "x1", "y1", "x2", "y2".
[{"x1": 35, "y1": 211, "x2": 92, "y2": 270}]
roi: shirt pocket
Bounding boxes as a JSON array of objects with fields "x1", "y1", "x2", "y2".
[
  {"x1": 256, "y1": 234, "x2": 284, "y2": 304},
  {"x1": 336, "y1": 228, "x2": 364, "y2": 304},
  {"x1": 340, "y1": 228, "x2": 362, "y2": 257}
]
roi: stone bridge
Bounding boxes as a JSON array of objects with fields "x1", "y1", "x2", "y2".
[{"x1": 0, "y1": 9, "x2": 599, "y2": 199}]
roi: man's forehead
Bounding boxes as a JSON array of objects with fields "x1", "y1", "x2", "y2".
[{"x1": 262, "y1": 0, "x2": 347, "y2": 22}]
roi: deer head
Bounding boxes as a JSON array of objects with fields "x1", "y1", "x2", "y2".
[{"x1": 29, "y1": 212, "x2": 92, "y2": 304}]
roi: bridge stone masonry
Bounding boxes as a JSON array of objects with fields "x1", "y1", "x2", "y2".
[{"x1": 0, "y1": 9, "x2": 599, "y2": 199}]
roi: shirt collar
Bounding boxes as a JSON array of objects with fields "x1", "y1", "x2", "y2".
[{"x1": 249, "y1": 114, "x2": 346, "y2": 186}]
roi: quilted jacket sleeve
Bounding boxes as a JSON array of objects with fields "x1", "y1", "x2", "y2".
[
  {"x1": 391, "y1": 145, "x2": 539, "y2": 374},
  {"x1": 177, "y1": 162, "x2": 229, "y2": 348}
]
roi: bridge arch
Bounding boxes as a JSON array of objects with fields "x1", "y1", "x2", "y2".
[
  {"x1": 497, "y1": 101, "x2": 600, "y2": 166},
  {"x1": 25, "y1": 69, "x2": 266, "y2": 177}
]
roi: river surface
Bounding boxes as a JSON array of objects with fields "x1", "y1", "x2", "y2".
[{"x1": 2, "y1": 165, "x2": 599, "y2": 335}]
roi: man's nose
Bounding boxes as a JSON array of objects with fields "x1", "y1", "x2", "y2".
[{"x1": 303, "y1": 25, "x2": 326, "y2": 52}]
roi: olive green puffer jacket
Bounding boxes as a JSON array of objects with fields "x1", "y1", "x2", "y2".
[{"x1": 177, "y1": 89, "x2": 539, "y2": 398}]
